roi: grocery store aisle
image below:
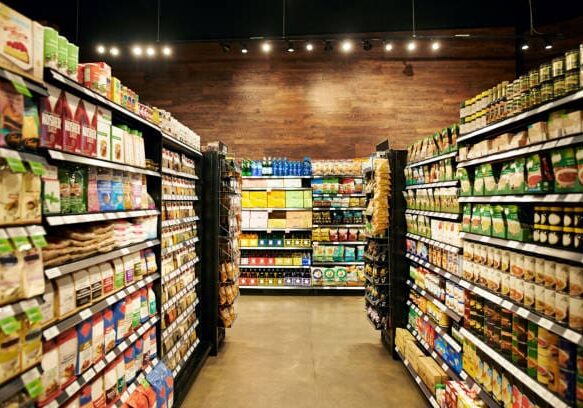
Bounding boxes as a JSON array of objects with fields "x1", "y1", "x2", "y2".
[{"x1": 183, "y1": 296, "x2": 426, "y2": 408}]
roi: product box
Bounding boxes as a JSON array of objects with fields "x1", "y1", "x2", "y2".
[
  {"x1": 285, "y1": 191, "x2": 304, "y2": 208},
  {"x1": 266, "y1": 178, "x2": 284, "y2": 188},
  {"x1": 62, "y1": 92, "x2": 81, "y2": 154},
  {"x1": 110, "y1": 76, "x2": 121, "y2": 104},
  {"x1": 303, "y1": 191, "x2": 312, "y2": 208},
  {"x1": 527, "y1": 122, "x2": 548, "y2": 144},
  {"x1": 43, "y1": 26, "x2": 58, "y2": 70},
  {"x1": 57, "y1": 35, "x2": 67, "y2": 75},
  {"x1": 78, "y1": 100, "x2": 97, "y2": 157},
  {"x1": 0, "y1": 6, "x2": 44, "y2": 81},
  {"x1": 283, "y1": 178, "x2": 302, "y2": 188},
  {"x1": 96, "y1": 107, "x2": 111, "y2": 161},
  {"x1": 286, "y1": 211, "x2": 311, "y2": 228},
  {"x1": 248, "y1": 211, "x2": 268, "y2": 229},
  {"x1": 267, "y1": 212, "x2": 286, "y2": 229},
  {"x1": 40, "y1": 84, "x2": 63, "y2": 149},
  {"x1": 122, "y1": 127, "x2": 134, "y2": 165},
  {"x1": 563, "y1": 110, "x2": 583, "y2": 136},
  {"x1": 267, "y1": 190, "x2": 285, "y2": 208},
  {"x1": 0, "y1": 81, "x2": 23, "y2": 148},
  {"x1": 42, "y1": 164, "x2": 60, "y2": 214},
  {"x1": 241, "y1": 178, "x2": 264, "y2": 188},
  {"x1": 548, "y1": 110, "x2": 566, "y2": 139},
  {"x1": 249, "y1": 191, "x2": 267, "y2": 208},
  {"x1": 417, "y1": 356, "x2": 448, "y2": 393},
  {"x1": 110, "y1": 126, "x2": 124, "y2": 163},
  {"x1": 241, "y1": 191, "x2": 251, "y2": 208}
]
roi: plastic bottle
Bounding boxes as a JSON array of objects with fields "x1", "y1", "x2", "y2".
[
  {"x1": 257, "y1": 159, "x2": 262, "y2": 176},
  {"x1": 303, "y1": 157, "x2": 311, "y2": 176},
  {"x1": 267, "y1": 157, "x2": 272, "y2": 176},
  {"x1": 283, "y1": 157, "x2": 289, "y2": 176}
]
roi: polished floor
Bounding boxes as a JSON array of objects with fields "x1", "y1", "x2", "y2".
[{"x1": 183, "y1": 295, "x2": 426, "y2": 408}]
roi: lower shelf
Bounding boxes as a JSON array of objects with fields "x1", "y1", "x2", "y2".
[
  {"x1": 394, "y1": 346, "x2": 440, "y2": 408},
  {"x1": 240, "y1": 285, "x2": 364, "y2": 290}
]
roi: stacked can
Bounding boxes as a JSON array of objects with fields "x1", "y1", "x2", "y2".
[{"x1": 565, "y1": 48, "x2": 580, "y2": 94}]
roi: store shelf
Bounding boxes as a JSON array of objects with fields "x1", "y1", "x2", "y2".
[
  {"x1": 312, "y1": 261, "x2": 364, "y2": 266},
  {"x1": 405, "y1": 209, "x2": 461, "y2": 220},
  {"x1": 172, "y1": 338, "x2": 201, "y2": 377},
  {"x1": 162, "y1": 299, "x2": 199, "y2": 340},
  {"x1": 45, "y1": 239, "x2": 161, "y2": 279},
  {"x1": 405, "y1": 233, "x2": 461, "y2": 253},
  {"x1": 0, "y1": 68, "x2": 48, "y2": 96},
  {"x1": 242, "y1": 207, "x2": 311, "y2": 211},
  {"x1": 458, "y1": 193, "x2": 583, "y2": 204},
  {"x1": 363, "y1": 253, "x2": 386, "y2": 264},
  {"x1": 312, "y1": 241, "x2": 366, "y2": 245},
  {"x1": 457, "y1": 133, "x2": 583, "y2": 168},
  {"x1": 162, "y1": 257, "x2": 199, "y2": 284},
  {"x1": 0, "y1": 365, "x2": 42, "y2": 404},
  {"x1": 406, "y1": 301, "x2": 461, "y2": 352},
  {"x1": 46, "y1": 316, "x2": 159, "y2": 408},
  {"x1": 312, "y1": 207, "x2": 367, "y2": 211},
  {"x1": 365, "y1": 293, "x2": 387, "y2": 307},
  {"x1": 161, "y1": 216, "x2": 199, "y2": 228},
  {"x1": 166, "y1": 322, "x2": 199, "y2": 360},
  {"x1": 0, "y1": 147, "x2": 48, "y2": 165},
  {"x1": 312, "y1": 193, "x2": 366, "y2": 197},
  {"x1": 162, "y1": 278, "x2": 199, "y2": 312},
  {"x1": 459, "y1": 232, "x2": 583, "y2": 264},
  {"x1": 160, "y1": 132, "x2": 202, "y2": 156},
  {"x1": 405, "y1": 151, "x2": 458, "y2": 169},
  {"x1": 458, "y1": 89, "x2": 583, "y2": 143},
  {"x1": 46, "y1": 149, "x2": 160, "y2": 177},
  {"x1": 407, "y1": 324, "x2": 461, "y2": 378},
  {"x1": 363, "y1": 273, "x2": 389, "y2": 286},
  {"x1": 240, "y1": 264, "x2": 311, "y2": 269},
  {"x1": 240, "y1": 246, "x2": 312, "y2": 250},
  {"x1": 312, "y1": 224, "x2": 365, "y2": 228},
  {"x1": 116, "y1": 358, "x2": 158, "y2": 407},
  {"x1": 46, "y1": 209, "x2": 159, "y2": 226},
  {"x1": 405, "y1": 180, "x2": 459, "y2": 190},
  {"x1": 162, "y1": 194, "x2": 198, "y2": 201},
  {"x1": 242, "y1": 175, "x2": 312, "y2": 179},
  {"x1": 161, "y1": 168, "x2": 199, "y2": 180},
  {"x1": 241, "y1": 228, "x2": 312, "y2": 232},
  {"x1": 240, "y1": 285, "x2": 365, "y2": 290},
  {"x1": 407, "y1": 280, "x2": 462, "y2": 323},
  {"x1": 312, "y1": 174, "x2": 364, "y2": 178},
  {"x1": 45, "y1": 68, "x2": 160, "y2": 132},
  {"x1": 242, "y1": 187, "x2": 311, "y2": 191},
  {"x1": 161, "y1": 237, "x2": 199, "y2": 256},
  {"x1": 459, "y1": 327, "x2": 571, "y2": 408},
  {"x1": 43, "y1": 273, "x2": 160, "y2": 341},
  {"x1": 406, "y1": 253, "x2": 583, "y2": 346},
  {"x1": 394, "y1": 346, "x2": 440, "y2": 408}
]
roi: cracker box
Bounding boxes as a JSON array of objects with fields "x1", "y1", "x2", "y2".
[
  {"x1": 267, "y1": 212, "x2": 286, "y2": 229},
  {"x1": 40, "y1": 84, "x2": 63, "y2": 149},
  {"x1": 0, "y1": 81, "x2": 23, "y2": 148},
  {"x1": 62, "y1": 92, "x2": 81, "y2": 154},
  {"x1": 110, "y1": 125, "x2": 124, "y2": 163},
  {"x1": 0, "y1": 6, "x2": 44, "y2": 81},
  {"x1": 267, "y1": 190, "x2": 285, "y2": 208},
  {"x1": 285, "y1": 191, "x2": 303, "y2": 208},
  {"x1": 249, "y1": 191, "x2": 267, "y2": 208},
  {"x1": 96, "y1": 107, "x2": 111, "y2": 161},
  {"x1": 248, "y1": 211, "x2": 268, "y2": 229},
  {"x1": 78, "y1": 100, "x2": 97, "y2": 157}
]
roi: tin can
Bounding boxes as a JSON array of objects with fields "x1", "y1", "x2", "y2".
[
  {"x1": 540, "y1": 62, "x2": 552, "y2": 83},
  {"x1": 566, "y1": 49, "x2": 580, "y2": 71},
  {"x1": 554, "y1": 76, "x2": 566, "y2": 98},
  {"x1": 553, "y1": 57, "x2": 566, "y2": 77},
  {"x1": 529, "y1": 69, "x2": 540, "y2": 88},
  {"x1": 541, "y1": 82, "x2": 554, "y2": 102},
  {"x1": 566, "y1": 71, "x2": 579, "y2": 93},
  {"x1": 531, "y1": 86, "x2": 542, "y2": 106}
]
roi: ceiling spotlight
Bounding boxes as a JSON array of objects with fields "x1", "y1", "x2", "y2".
[
  {"x1": 162, "y1": 46, "x2": 172, "y2": 56},
  {"x1": 261, "y1": 42, "x2": 271, "y2": 53},
  {"x1": 221, "y1": 43, "x2": 231, "y2": 53},
  {"x1": 341, "y1": 40, "x2": 353, "y2": 52},
  {"x1": 241, "y1": 43, "x2": 248, "y2": 54},
  {"x1": 109, "y1": 46, "x2": 119, "y2": 56},
  {"x1": 407, "y1": 40, "x2": 416, "y2": 51},
  {"x1": 362, "y1": 40, "x2": 372, "y2": 51},
  {"x1": 132, "y1": 46, "x2": 143, "y2": 56},
  {"x1": 521, "y1": 43, "x2": 529, "y2": 51},
  {"x1": 324, "y1": 41, "x2": 333, "y2": 52},
  {"x1": 146, "y1": 47, "x2": 155, "y2": 56},
  {"x1": 431, "y1": 41, "x2": 440, "y2": 51},
  {"x1": 287, "y1": 41, "x2": 295, "y2": 53},
  {"x1": 384, "y1": 42, "x2": 393, "y2": 52},
  {"x1": 96, "y1": 45, "x2": 106, "y2": 54},
  {"x1": 305, "y1": 42, "x2": 314, "y2": 52},
  {"x1": 544, "y1": 38, "x2": 553, "y2": 50}
]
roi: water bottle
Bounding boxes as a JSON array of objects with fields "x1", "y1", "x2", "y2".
[
  {"x1": 303, "y1": 157, "x2": 311, "y2": 176},
  {"x1": 251, "y1": 160, "x2": 257, "y2": 176},
  {"x1": 257, "y1": 159, "x2": 262, "y2": 176},
  {"x1": 283, "y1": 157, "x2": 289, "y2": 176}
]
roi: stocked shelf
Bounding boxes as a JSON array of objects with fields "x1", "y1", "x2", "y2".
[
  {"x1": 312, "y1": 261, "x2": 364, "y2": 266},
  {"x1": 166, "y1": 322, "x2": 199, "y2": 360},
  {"x1": 458, "y1": 193, "x2": 583, "y2": 204},
  {"x1": 312, "y1": 174, "x2": 363, "y2": 178},
  {"x1": 173, "y1": 338, "x2": 201, "y2": 377},
  {"x1": 161, "y1": 168, "x2": 199, "y2": 180},
  {"x1": 312, "y1": 193, "x2": 366, "y2": 197},
  {"x1": 45, "y1": 209, "x2": 160, "y2": 226},
  {"x1": 458, "y1": 89, "x2": 583, "y2": 143},
  {"x1": 313, "y1": 241, "x2": 366, "y2": 245},
  {"x1": 161, "y1": 216, "x2": 199, "y2": 228},
  {"x1": 115, "y1": 358, "x2": 159, "y2": 407},
  {"x1": 47, "y1": 316, "x2": 159, "y2": 408},
  {"x1": 406, "y1": 301, "x2": 461, "y2": 352},
  {"x1": 162, "y1": 257, "x2": 200, "y2": 284},
  {"x1": 240, "y1": 246, "x2": 312, "y2": 250},
  {"x1": 364, "y1": 273, "x2": 389, "y2": 286},
  {"x1": 241, "y1": 228, "x2": 312, "y2": 232},
  {"x1": 407, "y1": 280, "x2": 462, "y2": 323},
  {"x1": 242, "y1": 207, "x2": 311, "y2": 211},
  {"x1": 459, "y1": 328, "x2": 571, "y2": 408},
  {"x1": 45, "y1": 239, "x2": 161, "y2": 279},
  {"x1": 405, "y1": 151, "x2": 458, "y2": 169},
  {"x1": 240, "y1": 285, "x2": 364, "y2": 290},
  {"x1": 405, "y1": 233, "x2": 461, "y2": 253},
  {"x1": 161, "y1": 132, "x2": 202, "y2": 156},
  {"x1": 242, "y1": 175, "x2": 312, "y2": 179},
  {"x1": 0, "y1": 365, "x2": 42, "y2": 404},
  {"x1": 405, "y1": 180, "x2": 459, "y2": 190},
  {"x1": 46, "y1": 149, "x2": 160, "y2": 177},
  {"x1": 365, "y1": 293, "x2": 387, "y2": 307},
  {"x1": 404, "y1": 209, "x2": 461, "y2": 220},
  {"x1": 162, "y1": 194, "x2": 198, "y2": 201},
  {"x1": 0, "y1": 68, "x2": 48, "y2": 95},
  {"x1": 459, "y1": 232, "x2": 583, "y2": 264},
  {"x1": 0, "y1": 147, "x2": 48, "y2": 165},
  {"x1": 312, "y1": 224, "x2": 365, "y2": 228},
  {"x1": 457, "y1": 132, "x2": 583, "y2": 168},
  {"x1": 240, "y1": 265, "x2": 311, "y2": 269},
  {"x1": 161, "y1": 237, "x2": 200, "y2": 256},
  {"x1": 242, "y1": 187, "x2": 311, "y2": 191},
  {"x1": 394, "y1": 346, "x2": 440, "y2": 408},
  {"x1": 162, "y1": 278, "x2": 199, "y2": 312},
  {"x1": 162, "y1": 299, "x2": 199, "y2": 340},
  {"x1": 43, "y1": 273, "x2": 160, "y2": 341},
  {"x1": 312, "y1": 207, "x2": 367, "y2": 211}
]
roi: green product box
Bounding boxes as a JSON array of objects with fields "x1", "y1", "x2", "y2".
[
  {"x1": 457, "y1": 167, "x2": 472, "y2": 196},
  {"x1": 491, "y1": 205, "x2": 506, "y2": 239},
  {"x1": 470, "y1": 205, "x2": 482, "y2": 234},
  {"x1": 462, "y1": 204, "x2": 472, "y2": 232},
  {"x1": 509, "y1": 158, "x2": 526, "y2": 194},
  {"x1": 482, "y1": 164, "x2": 497, "y2": 196},
  {"x1": 285, "y1": 190, "x2": 304, "y2": 208},
  {"x1": 57, "y1": 35, "x2": 68, "y2": 73},
  {"x1": 43, "y1": 26, "x2": 58, "y2": 69},
  {"x1": 551, "y1": 147, "x2": 579, "y2": 193},
  {"x1": 504, "y1": 205, "x2": 532, "y2": 242},
  {"x1": 480, "y1": 205, "x2": 492, "y2": 236},
  {"x1": 67, "y1": 43, "x2": 78, "y2": 78}
]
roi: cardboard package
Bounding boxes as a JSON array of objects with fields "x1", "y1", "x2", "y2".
[
  {"x1": 283, "y1": 178, "x2": 302, "y2": 188},
  {"x1": 563, "y1": 110, "x2": 583, "y2": 136},
  {"x1": 267, "y1": 191, "x2": 286, "y2": 208},
  {"x1": 267, "y1": 212, "x2": 286, "y2": 229},
  {"x1": 266, "y1": 178, "x2": 284, "y2": 188},
  {"x1": 417, "y1": 356, "x2": 448, "y2": 393},
  {"x1": 40, "y1": 84, "x2": 63, "y2": 149},
  {"x1": 286, "y1": 211, "x2": 311, "y2": 228},
  {"x1": 242, "y1": 178, "x2": 266, "y2": 188},
  {"x1": 248, "y1": 211, "x2": 268, "y2": 229},
  {"x1": 96, "y1": 107, "x2": 111, "y2": 161},
  {"x1": 249, "y1": 191, "x2": 268, "y2": 208},
  {"x1": 285, "y1": 191, "x2": 304, "y2": 208},
  {"x1": 303, "y1": 191, "x2": 313, "y2": 208},
  {"x1": 241, "y1": 191, "x2": 251, "y2": 208}
]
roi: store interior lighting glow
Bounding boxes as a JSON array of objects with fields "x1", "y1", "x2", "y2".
[
  {"x1": 132, "y1": 46, "x2": 143, "y2": 56},
  {"x1": 431, "y1": 41, "x2": 440, "y2": 51},
  {"x1": 305, "y1": 42, "x2": 314, "y2": 51},
  {"x1": 287, "y1": 41, "x2": 295, "y2": 53},
  {"x1": 261, "y1": 42, "x2": 272, "y2": 53},
  {"x1": 407, "y1": 41, "x2": 416, "y2": 51},
  {"x1": 162, "y1": 46, "x2": 172, "y2": 56},
  {"x1": 96, "y1": 45, "x2": 106, "y2": 54},
  {"x1": 109, "y1": 46, "x2": 119, "y2": 56},
  {"x1": 341, "y1": 40, "x2": 352, "y2": 52},
  {"x1": 241, "y1": 43, "x2": 248, "y2": 54},
  {"x1": 146, "y1": 47, "x2": 156, "y2": 56},
  {"x1": 521, "y1": 43, "x2": 529, "y2": 51},
  {"x1": 384, "y1": 42, "x2": 393, "y2": 52}
]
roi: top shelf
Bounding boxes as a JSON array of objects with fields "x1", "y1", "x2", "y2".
[
  {"x1": 242, "y1": 175, "x2": 312, "y2": 179},
  {"x1": 160, "y1": 132, "x2": 202, "y2": 157},
  {"x1": 458, "y1": 89, "x2": 583, "y2": 144},
  {"x1": 312, "y1": 174, "x2": 364, "y2": 178},
  {"x1": 405, "y1": 151, "x2": 457, "y2": 169},
  {"x1": 0, "y1": 68, "x2": 48, "y2": 96}
]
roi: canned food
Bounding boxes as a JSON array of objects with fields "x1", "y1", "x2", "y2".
[
  {"x1": 520, "y1": 75, "x2": 530, "y2": 93},
  {"x1": 530, "y1": 86, "x2": 542, "y2": 106},
  {"x1": 540, "y1": 63, "x2": 552, "y2": 82},
  {"x1": 529, "y1": 69, "x2": 540, "y2": 88},
  {"x1": 566, "y1": 71, "x2": 579, "y2": 93},
  {"x1": 554, "y1": 76, "x2": 566, "y2": 98},
  {"x1": 541, "y1": 82, "x2": 554, "y2": 102},
  {"x1": 566, "y1": 49, "x2": 580, "y2": 71},
  {"x1": 553, "y1": 57, "x2": 566, "y2": 77}
]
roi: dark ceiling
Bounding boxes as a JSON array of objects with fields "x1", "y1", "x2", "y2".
[{"x1": 6, "y1": 0, "x2": 583, "y2": 45}]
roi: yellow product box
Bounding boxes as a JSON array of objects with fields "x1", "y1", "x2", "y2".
[
  {"x1": 417, "y1": 357, "x2": 448, "y2": 393},
  {"x1": 241, "y1": 210, "x2": 251, "y2": 229},
  {"x1": 249, "y1": 211, "x2": 268, "y2": 229},
  {"x1": 110, "y1": 77, "x2": 121, "y2": 104},
  {"x1": 285, "y1": 191, "x2": 304, "y2": 208},
  {"x1": 303, "y1": 191, "x2": 313, "y2": 208},
  {"x1": 282, "y1": 257, "x2": 293, "y2": 266},
  {"x1": 404, "y1": 341, "x2": 425, "y2": 373},
  {"x1": 249, "y1": 191, "x2": 268, "y2": 208},
  {"x1": 286, "y1": 211, "x2": 311, "y2": 228},
  {"x1": 283, "y1": 178, "x2": 302, "y2": 188},
  {"x1": 274, "y1": 256, "x2": 286, "y2": 266},
  {"x1": 268, "y1": 218, "x2": 286, "y2": 229},
  {"x1": 241, "y1": 191, "x2": 251, "y2": 208},
  {"x1": 267, "y1": 191, "x2": 286, "y2": 208},
  {"x1": 292, "y1": 254, "x2": 303, "y2": 266}
]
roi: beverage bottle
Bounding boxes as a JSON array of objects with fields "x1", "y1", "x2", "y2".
[
  {"x1": 303, "y1": 157, "x2": 311, "y2": 176},
  {"x1": 257, "y1": 159, "x2": 263, "y2": 176},
  {"x1": 283, "y1": 157, "x2": 289, "y2": 176},
  {"x1": 262, "y1": 157, "x2": 267, "y2": 175},
  {"x1": 267, "y1": 157, "x2": 272, "y2": 176},
  {"x1": 274, "y1": 158, "x2": 280, "y2": 176}
]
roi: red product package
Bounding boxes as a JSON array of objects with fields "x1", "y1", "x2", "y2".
[
  {"x1": 40, "y1": 84, "x2": 63, "y2": 149},
  {"x1": 78, "y1": 100, "x2": 97, "y2": 157},
  {"x1": 126, "y1": 390, "x2": 149, "y2": 408},
  {"x1": 62, "y1": 92, "x2": 81, "y2": 153},
  {"x1": 137, "y1": 385, "x2": 156, "y2": 408}
]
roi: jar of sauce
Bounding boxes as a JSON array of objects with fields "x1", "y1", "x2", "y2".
[{"x1": 539, "y1": 63, "x2": 552, "y2": 83}]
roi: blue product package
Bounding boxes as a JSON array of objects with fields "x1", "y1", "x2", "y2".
[
  {"x1": 113, "y1": 299, "x2": 129, "y2": 344},
  {"x1": 160, "y1": 363, "x2": 174, "y2": 408},
  {"x1": 97, "y1": 168, "x2": 113, "y2": 211},
  {"x1": 76, "y1": 320, "x2": 93, "y2": 375},
  {"x1": 79, "y1": 383, "x2": 92, "y2": 408},
  {"x1": 146, "y1": 363, "x2": 167, "y2": 408},
  {"x1": 111, "y1": 170, "x2": 124, "y2": 210},
  {"x1": 311, "y1": 178, "x2": 323, "y2": 194}
]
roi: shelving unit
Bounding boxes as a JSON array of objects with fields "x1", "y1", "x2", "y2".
[{"x1": 394, "y1": 347, "x2": 440, "y2": 408}]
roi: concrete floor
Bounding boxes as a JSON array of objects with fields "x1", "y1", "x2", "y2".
[{"x1": 182, "y1": 295, "x2": 426, "y2": 408}]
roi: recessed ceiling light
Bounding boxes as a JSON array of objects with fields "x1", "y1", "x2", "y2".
[
  {"x1": 162, "y1": 46, "x2": 172, "y2": 56},
  {"x1": 241, "y1": 43, "x2": 248, "y2": 54},
  {"x1": 287, "y1": 41, "x2": 295, "y2": 53},
  {"x1": 384, "y1": 42, "x2": 393, "y2": 52},
  {"x1": 306, "y1": 42, "x2": 314, "y2": 51},
  {"x1": 262, "y1": 42, "x2": 271, "y2": 53},
  {"x1": 146, "y1": 47, "x2": 156, "y2": 56},
  {"x1": 521, "y1": 43, "x2": 529, "y2": 51},
  {"x1": 96, "y1": 45, "x2": 106, "y2": 54},
  {"x1": 341, "y1": 40, "x2": 352, "y2": 52},
  {"x1": 431, "y1": 41, "x2": 440, "y2": 51},
  {"x1": 132, "y1": 46, "x2": 143, "y2": 56},
  {"x1": 407, "y1": 41, "x2": 416, "y2": 51},
  {"x1": 110, "y1": 46, "x2": 119, "y2": 56}
]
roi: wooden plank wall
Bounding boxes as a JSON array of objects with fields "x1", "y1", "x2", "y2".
[{"x1": 111, "y1": 28, "x2": 516, "y2": 159}]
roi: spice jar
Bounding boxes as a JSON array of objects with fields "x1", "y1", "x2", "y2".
[
  {"x1": 566, "y1": 71, "x2": 579, "y2": 93},
  {"x1": 540, "y1": 63, "x2": 552, "y2": 83},
  {"x1": 574, "y1": 228, "x2": 583, "y2": 250},
  {"x1": 529, "y1": 69, "x2": 540, "y2": 88},
  {"x1": 552, "y1": 57, "x2": 565, "y2": 78},
  {"x1": 574, "y1": 208, "x2": 583, "y2": 229},
  {"x1": 565, "y1": 49, "x2": 580, "y2": 72},
  {"x1": 541, "y1": 83, "x2": 554, "y2": 102},
  {"x1": 553, "y1": 76, "x2": 566, "y2": 98}
]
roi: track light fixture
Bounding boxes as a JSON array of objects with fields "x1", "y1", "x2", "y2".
[
  {"x1": 384, "y1": 42, "x2": 393, "y2": 52},
  {"x1": 407, "y1": 40, "x2": 416, "y2": 51},
  {"x1": 341, "y1": 40, "x2": 353, "y2": 52},
  {"x1": 305, "y1": 42, "x2": 314, "y2": 52},
  {"x1": 261, "y1": 42, "x2": 272, "y2": 53},
  {"x1": 287, "y1": 41, "x2": 295, "y2": 53},
  {"x1": 431, "y1": 41, "x2": 440, "y2": 51},
  {"x1": 544, "y1": 37, "x2": 553, "y2": 50},
  {"x1": 162, "y1": 46, "x2": 172, "y2": 56},
  {"x1": 96, "y1": 45, "x2": 106, "y2": 54},
  {"x1": 324, "y1": 41, "x2": 333, "y2": 52},
  {"x1": 109, "y1": 46, "x2": 119, "y2": 56},
  {"x1": 221, "y1": 43, "x2": 231, "y2": 53},
  {"x1": 362, "y1": 40, "x2": 372, "y2": 51},
  {"x1": 132, "y1": 46, "x2": 143, "y2": 56},
  {"x1": 241, "y1": 43, "x2": 248, "y2": 54}
]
